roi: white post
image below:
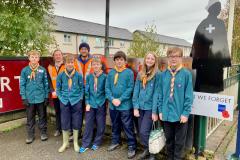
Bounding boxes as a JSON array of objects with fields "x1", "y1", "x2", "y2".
[
  {"x1": 224, "y1": 0, "x2": 236, "y2": 79},
  {"x1": 227, "y1": 0, "x2": 236, "y2": 56}
]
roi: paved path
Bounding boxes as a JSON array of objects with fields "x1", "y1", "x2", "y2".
[
  {"x1": 0, "y1": 124, "x2": 168, "y2": 160},
  {"x1": 0, "y1": 124, "x2": 139, "y2": 160},
  {"x1": 225, "y1": 131, "x2": 237, "y2": 160},
  {"x1": 2, "y1": 115, "x2": 238, "y2": 160}
]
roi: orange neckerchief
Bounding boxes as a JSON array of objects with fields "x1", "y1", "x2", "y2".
[
  {"x1": 114, "y1": 66, "x2": 126, "y2": 85},
  {"x1": 93, "y1": 70, "x2": 103, "y2": 92},
  {"x1": 141, "y1": 67, "x2": 154, "y2": 89},
  {"x1": 64, "y1": 68, "x2": 76, "y2": 90},
  {"x1": 168, "y1": 64, "x2": 182, "y2": 98},
  {"x1": 29, "y1": 62, "x2": 39, "y2": 81}
]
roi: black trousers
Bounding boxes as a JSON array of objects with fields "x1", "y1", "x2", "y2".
[
  {"x1": 163, "y1": 121, "x2": 188, "y2": 160},
  {"x1": 53, "y1": 98, "x2": 61, "y2": 131},
  {"x1": 26, "y1": 102, "x2": 47, "y2": 137}
]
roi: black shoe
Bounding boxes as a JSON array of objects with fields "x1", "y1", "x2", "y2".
[
  {"x1": 107, "y1": 143, "x2": 120, "y2": 151},
  {"x1": 148, "y1": 154, "x2": 155, "y2": 160},
  {"x1": 138, "y1": 149, "x2": 150, "y2": 159},
  {"x1": 54, "y1": 130, "x2": 61, "y2": 137},
  {"x1": 128, "y1": 148, "x2": 136, "y2": 159},
  {"x1": 40, "y1": 134, "x2": 48, "y2": 141},
  {"x1": 26, "y1": 136, "x2": 35, "y2": 144}
]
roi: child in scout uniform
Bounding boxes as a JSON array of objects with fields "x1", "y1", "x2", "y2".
[
  {"x1": 105, "y1": 51, "x2": 136, "y2": 159},
  {"x1": 56, "y1": 53, "x2": 84, "y2": 153},
  {"x1": 157, "y1": 47, "x2": 193, "y2": 160},
  {"x1": 132, "y1": 52, "x2": 160, "y2": 160},
  {"x1": 47, "y1": 49, "x2": 65, "y2": 137},
  {"x1": 79, "y1": 57, "x2": 107, "y2": 153},
  {"x1": 20, "y1": 50, "x2": 49, "y2": 144}
]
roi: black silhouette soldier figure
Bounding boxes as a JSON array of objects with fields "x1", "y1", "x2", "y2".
[
  {"x1": 190, "y1": 0, "x2": 231, "y2": 156},
  {"x1": 191, "y1": 0, "x2": 231, "y2": 93}
]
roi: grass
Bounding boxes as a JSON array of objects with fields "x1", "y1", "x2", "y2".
[{"x1": 0, "y1": 123, "x2": 24, "y2": 133}]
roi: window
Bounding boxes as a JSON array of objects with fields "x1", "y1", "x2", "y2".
[
  {"x1": 109, "y1": 39, "x2": 114, "y2": 47},
  {"x1": 64, "y1": 34, "x2": 71, "y2": 43},
  {"x1": 120, "y1": 41, "x2": 125, "y2": 47},
  {"x1": 80, "y1": 36, "x2": 88, "y2": 43},
  {"x1": 95, "y1": 37, "x2": 103, "y2": 47}
]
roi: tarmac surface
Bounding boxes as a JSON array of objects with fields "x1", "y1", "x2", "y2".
[
  {"x1": 0, "y1": 112, "x2": 238, "y2": 160},
  {"x1": 0, "y1": 123, "x2": 162, "y2": 160}
]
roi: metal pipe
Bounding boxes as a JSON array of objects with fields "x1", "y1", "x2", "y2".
[{"x1": 104, "y1": 0, "x2": 110, "y2": 57}]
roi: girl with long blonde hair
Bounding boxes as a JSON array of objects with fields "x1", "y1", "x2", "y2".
[{"x1": 132, "y1": 52, "x2": 161, "y2": 159}]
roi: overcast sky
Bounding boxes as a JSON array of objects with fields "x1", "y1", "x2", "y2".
[{"x1": 53, "y1": 0, "x2": 228, "y2": 42}]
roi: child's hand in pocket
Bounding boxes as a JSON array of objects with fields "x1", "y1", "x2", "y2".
[{"x1": 86, "y1": 104, "x2": 91, "y2": 111}]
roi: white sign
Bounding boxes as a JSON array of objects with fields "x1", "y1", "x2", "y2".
[
  {"x1": 0, "y1": 98, "x2": 2, "y2": 109},
  {"x1": 191, "y1": 92, "x2": 234, "y2": 121}
]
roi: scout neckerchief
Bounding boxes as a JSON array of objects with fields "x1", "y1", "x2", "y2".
[
  {"x1": 93, "y1": 70, "x2": 103, "y2": 92},
  {"x1": 141, "y1": 67, "x2": 154, "y2": 89},
  {"x1": 64, "y1": 68, "x2": 76, "y2": 90},
  {"x1": 29, "y1": 62, "x2": 39, "y2": 81},
  {"x1": 114, "y1": 66, "x2": 126, "y2": 85},
  {"x1": 168, "y1": 64, "x2": 183, "y2": 99}
]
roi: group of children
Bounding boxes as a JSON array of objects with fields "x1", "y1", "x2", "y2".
[{"x1": 20, "y1": 43, "x2": 193, "y2": 160}]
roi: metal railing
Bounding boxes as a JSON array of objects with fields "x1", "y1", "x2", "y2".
[{"x1": 206, "y1": 65, "x2": 240, "y2": 137}]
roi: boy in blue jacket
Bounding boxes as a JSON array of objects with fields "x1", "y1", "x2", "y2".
[
  {"x1": 79, "y1": 57, "x2": 107, "y2": 153},
  {"x1": 105, "y1": 51, "x2": 136, "y2": 159},
  {"x1": 56, "y1": 53, "x2": 84, "y2": 153},
  {"x1": 157, "y1": 47, "x2": 193, "y2": 160},
  {"x1": 20, "y1": 50, "x2": 49, "y2": 144}
]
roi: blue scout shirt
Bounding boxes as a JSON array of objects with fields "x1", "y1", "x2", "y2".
[
  {"x1": 85, "y1": 73, "x2": 107, "y2": 108},
  {"x1": 132, "y1": 71, "x2": 161, "y2": 114},
  {"x1": 105, "y1": 68, "x2": 134, "y2": 110},
  {"x1": 56, "y1": 71, "x2": 84, "y2": 106},
  {"x1": 157, "y1": 68, "x2": 193, "y2": 122},
  {"x1": 20, "y1": 66, "x2": 49, "y2": 104}
]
